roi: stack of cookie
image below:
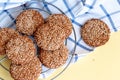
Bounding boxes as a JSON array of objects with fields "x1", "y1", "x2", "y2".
[
  {"x1": 0, "y1": 28, "x2": 42, "y2": 80},
  {"x1": 0, "y1": 9, "x2": 44, "y2": 80},
  {"x1": 0, "y1": 9, "x2": 72, "y2": 80},
  {"x1": 34, "y1": 14, "x2": 73, "y2": 68}
]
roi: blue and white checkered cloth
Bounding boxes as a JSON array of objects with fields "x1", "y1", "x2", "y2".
[
  {"x1": 0, "y1": 0, "x2": 120, "y2": 79},
  {"x1": 0, "y1": 0, "x2": 31, "y2": 10}
]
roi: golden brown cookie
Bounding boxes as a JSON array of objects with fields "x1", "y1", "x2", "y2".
[
  {"x1": 16, "y1": 9, "x2": 44, "y2": 35},
  {"x1": 34, "y1": 23, "x2": 66, "y2": 50},
  {"x1": 81, "y1": 18, "x2": 110, "y2": 47},
  {"x1": 6, "y1": 36, "x2": 36, "y2": 65},
  {"x1": 0, "y1": 28, "x2": 19, "y2": 55},
  {"x1": 0, "y1": 37, "x2": 6, "y2": 55},
  {"x1": 10, "y1": 57, "x2": 42, "y2": 80},
  {"x1": 46, "y1": 14, "x2": 72, "y2": 38},
  {"x1": 39, "y1": 45, "x2": 69, "y2": 69}
]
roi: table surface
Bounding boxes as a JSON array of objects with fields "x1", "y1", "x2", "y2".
[{"x1": 0, "y1": 31, "x2": 120, "y2": 80}]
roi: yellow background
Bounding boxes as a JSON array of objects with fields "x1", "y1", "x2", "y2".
[{"x1": 0, "y1": 31, "x2": 120, "y2": 80}]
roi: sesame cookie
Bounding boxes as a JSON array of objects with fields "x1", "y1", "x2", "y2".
[
  {"x1": 46, "y1": 14, "x2": 72, "y2": 38},
  {"x1": 10, "y1": 57, "x2": 42, "y2": 80},
  {"x1": 34, "y1": 23, "x2": 66, "y2": 50},
  {"x1": 0, "y1": 28, "x2": 19, "y2": 55},
  {"x1": 6, "y1": 36, "x2": 36, "y2": 65},
  {"x1": 16, "y1": 9, "x2": 44, "y2": 35},
  {"x1": 81, "y1": 19, "x2": 110, "y2": 47},
  {"x1": 39, "y1": 45, "x2": 69, "y2": 69}
]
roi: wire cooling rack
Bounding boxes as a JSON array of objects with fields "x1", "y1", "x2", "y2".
[{"x1": 0, "y1": 1, "x2": 77, "y2": 80}]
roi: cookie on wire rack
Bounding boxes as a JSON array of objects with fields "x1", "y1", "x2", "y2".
[
  {"x1": 16, "y1": 9, "x2": 44, "y2": 35},
  {"x1": 34, "y1": 23, "x2": 66, "y2": 50},
  {"x1": 10, "y1": 57, "x2": 42, "y2": 80},
  {"x1": 39, "y1": 44, "x2": 69, "y2": 69},
  {"x1": 81, "y1": 18, "x2": 110, "y2": 47},
  {"x1": 46, "y1": 14, "x2": 72, "y2": 38},
  {"x1": 6, "y1": 35, "x2": 36, "y2": 65},
  {"x1": 0, "y1": 28, "x2": 19, "y2": 55}
]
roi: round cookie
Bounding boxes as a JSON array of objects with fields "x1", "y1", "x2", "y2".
[
  {"x1": 34, "y1": 23, "x2": 66, "y2": 50},
  {"x1": 16, "y1": 9, "x2": 44, "y2": 35},
  {"x1": 39, "y1": 45, "x2": 69, "y2": 69},
  {"x1": 0, "y1": 28, "x2": 19, "y2": 55},
  {"x1": 81, "y1": 18, "x2": 110, "y2": 47},
  {"x1": 10, "y1": 57, "x2": 42, "y2": 80},
  {"x1": 6, "y1": 35, "x2": 36, "y2": 65},
  {"x1": 46, "y1": 14, "x2": 72, "y2": 38}
]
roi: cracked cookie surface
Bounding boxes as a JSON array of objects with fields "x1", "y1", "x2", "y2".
[
  {"x1": 16, "y1": 9, "x2": 44, "y2": 35},
  {"x1": 0, "y1": 28, "x2": 19, "y2": 55},
  {"x1": 39, "y1": 45, "x2": 69, "y2": 69},
  {"x1": 10, "y1": 57, "x2": 42, "y2": 80},
  {"x1": 6, "y1": 36, "x2": 36, "y2": 65},
  {"x1": 34, "y1": 23, "x2": 66, "y2": 50},
  {"x1": 46, "y1": 14, "x2": 72, "y2": 38}
]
